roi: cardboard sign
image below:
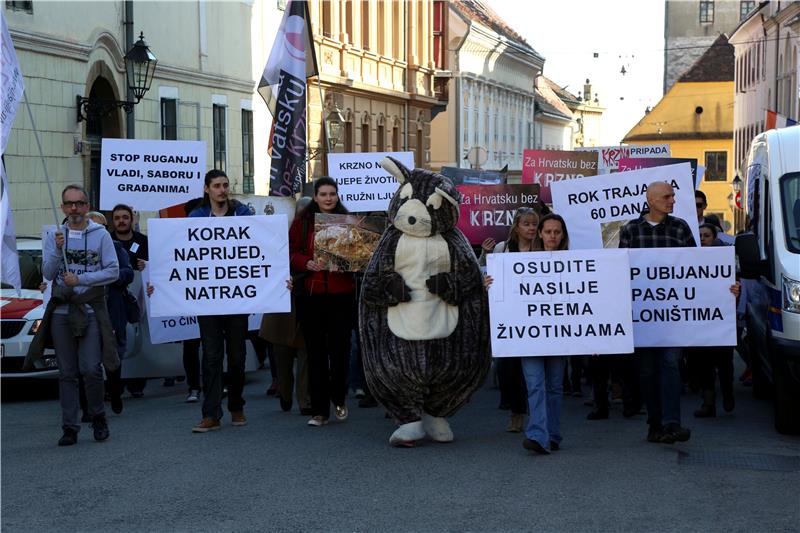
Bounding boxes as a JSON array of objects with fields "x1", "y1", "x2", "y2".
[
  {"x1": 521, "y1": 150, "x2": 598, "y2": 204},
  {"x1": 551, "y1": 163, "x2": 699, "y2": 250},
  {"x1": 577, "y1": 144, "x2": 671, "y2": 174},
  {"x1": 456, "y1": 184, "x2": 543, "y2": 245},
  {"x1": 629, "y1": 247, "x2": 737, "y2": 347},
  {"x1": 313, "y1": 213, "x2": 387, "y2": 272},
  {"x1": 328, "y1": 151, "x2": 415, "y2": 212},
  {"x1": 487, "y1": 249, "x2": 634, "y2": 357},
  {"x1": 100, "y1": 138, "x2": 206, "y2": 211},
  {"x1": 147, "y1": 215, "x2": 290, "y2": 317}
]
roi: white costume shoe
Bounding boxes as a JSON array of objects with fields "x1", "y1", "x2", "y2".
[
  {"x1": 422, "y1": 413, "x2": 454, "y2": 443},
  {"x1": 389, "y1": 421, "x2": 426, "y2": 447}
]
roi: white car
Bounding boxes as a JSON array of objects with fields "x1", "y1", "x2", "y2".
[{"x1": 0, "y1": 237, "x2": 58, "y2": 378}]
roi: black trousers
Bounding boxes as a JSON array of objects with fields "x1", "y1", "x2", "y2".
[
  {"x1": 496, "y1": 357, "x2": 527, "y2": 415},
  {"x1": 590, "y1": 354, "x2": 641, "y2": 412},
  {"x1": 299, "y1": 293, "x2": 355, "y2": 419},
  {"x1": 198, "y1": 314, "x2": 248, "y2": 420},
  {"x1": 183, "y1": 338, "x2": 202, "y2": 392},
  {"x1": 694, "y1": 346, "x2": 734, "y2": 395}
]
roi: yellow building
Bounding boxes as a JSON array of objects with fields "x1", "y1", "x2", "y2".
[{"x1": 624, "y1": 35, "x2": 735, "y2": 233}]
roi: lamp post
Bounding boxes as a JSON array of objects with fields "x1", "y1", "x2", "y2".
[
  {"x1": 732, "y1": 174, "x2": 743, "y2": 232},
  {"x1": 76, "y1": 32, "x2": 157, "y2": 122},
  {"x1": 325, "y1": 107, "x2": 344, "y2": 151}
]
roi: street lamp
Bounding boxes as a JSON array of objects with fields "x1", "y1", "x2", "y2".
[
  {"x1": 325, "y1": 108, "x2": 345, "y2": 150},
  {"x1": 77, "y1": 31, "x2": 158, "y2": 122},
  {"x1": 731, "y1": 174, "x2": 742, "y2": 193}
]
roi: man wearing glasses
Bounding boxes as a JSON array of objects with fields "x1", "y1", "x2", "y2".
[{"x1": 35, "y1": 184, "x2": 119, "y2": 446}]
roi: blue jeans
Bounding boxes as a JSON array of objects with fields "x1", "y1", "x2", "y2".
[
  {"x1": 521, "y1": 356, "x2": 565, "y2": 449},
  {"x1": 637, "y1": 347, "x2": 682, "y2": 427}
]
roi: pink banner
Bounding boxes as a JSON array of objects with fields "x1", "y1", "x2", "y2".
[
  {"x1": 521, "y1": 149, "x2": 598, "y2": 204},
  {"x1": 456, "y1": 184, "x2": 542, "y2": 244}
]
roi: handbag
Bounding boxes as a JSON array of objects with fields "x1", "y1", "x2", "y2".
[{"x1": 124, "y1": 290, "x2": 140, "y2": 324}]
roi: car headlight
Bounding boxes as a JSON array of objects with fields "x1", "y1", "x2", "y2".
[
  {"x1": 27, "y1": 319, "x2": 42, "y2": 335},
  {"x1": 784, "y1": 275, "x2": 800, "y2": 314}
]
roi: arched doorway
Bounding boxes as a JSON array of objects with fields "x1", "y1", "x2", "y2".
[{"x1": 84, "y1": 75, "x2": 122, "y2": 208}]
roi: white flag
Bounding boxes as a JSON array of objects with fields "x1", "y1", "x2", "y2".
[{"x1": 1, "y1": 10, "x2": 25, "y2": 155}]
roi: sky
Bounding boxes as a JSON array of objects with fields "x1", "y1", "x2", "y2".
[{"x1": 486, "y1": 0, "x2": 666, "y2": 145}]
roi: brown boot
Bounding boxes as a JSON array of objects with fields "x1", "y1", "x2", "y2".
[
  {"x1": 693, "y1": 390, "x2": 716, "y2": 418},
  {"x1": 506, "y1": 413, "x2": 524, "y2": 433}
]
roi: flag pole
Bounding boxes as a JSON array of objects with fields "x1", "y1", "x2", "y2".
[
  {"x1": 23, "y1": 91, "x2": 68, "y2": 266},
  {"x1": 315, "y1": 75, "x2": 331, "y2": 154}
]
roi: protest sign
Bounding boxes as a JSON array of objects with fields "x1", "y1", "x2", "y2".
[
  {"x1": 313, "y1": 213, "x2": 387, "y2": 271},
  {"x1": 487, "y1": 249, "x2": 634, "y2": 357},
  {"x1": 456, "y1": 184, "x2": 543, "y2": 244},
  {"x1": 521, "y1": 150, "x2": 598, "y2": 204},
  {"x1": 628, "y1": 247, "x2": 736, "y2": 347},
  {"x1": 618, "y1": 157, "x2": 704, "y2": 188},
  {"x1": 551, "y1": 163, "x2": 699, "y2": 249},
  {"x1": 328, "y1": 151, "x2": 414, "y2": 212},
  {"x1": 100, "y1": 138, "x2": 206, "y2": 211},
  {"x1": 441, "y1": 166, "x2": 506, "y2": 185},
  {"x1": 577, "y1": 144, "x2": 671, "y2": 173},
  {"x1": 147, "y1": 215, "x2": 290, "y2": 317},
  {"x1": 233, "y1": 194, "x2": 296, "y2": 220}
]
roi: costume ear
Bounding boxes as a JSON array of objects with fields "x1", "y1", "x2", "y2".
[
  {"x1": 434, "y1": 186, "x2": 460, "y2": 207},
  {"x1": 381, "y1": 156, "x2": 411, "y2": 184}
]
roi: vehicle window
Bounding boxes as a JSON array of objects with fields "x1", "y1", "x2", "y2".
[
  {"x1": 781, "y1": 172, "x2": 800, "y2": 254},
  {"x1": 1, "y1": 248, "x2": 43, "y2": 290}
]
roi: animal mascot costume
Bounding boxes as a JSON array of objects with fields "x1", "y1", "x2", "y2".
[{"x1": 360, "y1": 156, "x2": 491, "y2": 447}]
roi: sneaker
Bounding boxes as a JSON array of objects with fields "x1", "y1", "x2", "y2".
[
  {"x1": 611, "y1": 383, "x2": 623, "y2": 404},
  {"x1": 354, "y1": 388, "x2": 366, "y2": 399},
  {"x1": 307, "y1": 416, "x2": 329, "y2": 427},
  {"x1": 647, "y1": 425, "x2": 676, "y2": 444},
  {"x1": 663, "y1": 423, "x2": 691, "y2": 442},
  {"x1": 192, "y1": 417, "x2": 221, "y2": 433},
  {"x1": 58, "y1": 427, "x2": 78, "y2": 446},
  {"x1": 186, "y1": 390, "x2": 200, "y2": 403},
  {"x1": 334, "y1": 405, "x2": 348, "y2": 421},
  {"x1": 506, "y1": 413, "x2": 524, "y2": 433},
  {"x1": 111, "y1": 396, "x2": 123, "y2": 415},
  {"x1": 522, "y1": 438, "x2": 551, "y2": 455},
  {"x1": 231, "y1": 411, "x2": 247, "y2": 426},
  {"x1": 91, "y1": 415, "x2": 110, "y2": 442}
]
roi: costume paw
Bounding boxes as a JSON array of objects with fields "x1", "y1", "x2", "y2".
[
  {"x1": 385, "y1": 272, "x2": 412, "y2": 304},
  {"x1": 389, "y1": 421, "x2": 426, "y2": 447},
  {"x1": 425, "y1": 272, "x2": 457, "y2": 305},
  {"x1": 422, "y1": 413, "x2": 454, "y2": 443}
]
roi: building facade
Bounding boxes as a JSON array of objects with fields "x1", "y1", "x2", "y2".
[
  {"x1": 533, "y1": 76, "x2": 574, "y2": 151},
  {"x1": 664, "y1": 0, "x2": 757, "y2": 94},
  {"x1": 307, "y1": 0, "x2": 436, "y2": 178},
  {"x1": 429, "y1": 0, "x2": 543, "y2": 177},
  {"x1": 4, "y1": 0, "x2": 286, "y2": 236},
  {"x1": 625, "y1": 34, "x2": 736, "y2": 232}
]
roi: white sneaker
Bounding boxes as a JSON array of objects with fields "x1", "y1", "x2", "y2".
[
  {"x1": 307, "y1": 416, "x2": 329, "y2": 427},
  {"x1": 186, "y1": 390, "x2": 200, "y2": 403}
]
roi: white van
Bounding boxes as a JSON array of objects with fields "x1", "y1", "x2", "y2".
[{"x1": 736, "y1": 124, "x2": 800, "y2": 435}]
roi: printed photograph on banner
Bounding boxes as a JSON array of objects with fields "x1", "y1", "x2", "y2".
[
  {"x1": 456, "y1": 184, "x2": 543, "y2": 245},
  {"x1": 147, "y1": 215, "x2": 290, "y2": 317},
  {"x1": 550, "y1": 162, "x2": 699, "y2": 250},
  {"x1": 601, "y1": 220, "x2": 626, "y2": 248},
  {"x1": 233, "y1": 194, "x2": 296, "y2": 220},
  {"x1": 486, "y1": 249, "x2": 634, "y2": 357},
  {"x1": 313, "y1": 213, "x2": 387, "y2": 272},
  {"x1": 441, "y1": 166, "x2": 507, "y2": 185},
  {"x1": 628, "y1": 247, "x2": 737, "y2": 348},
  {"x1": 520, "y1": 149, "x2": 598, "y2": 204},
  {"x1": 328, "y1": 151, "x2": 415, "y2": 212},
  {"x1": 99, "y1": 138, "x2": 206, "y2": 211}
]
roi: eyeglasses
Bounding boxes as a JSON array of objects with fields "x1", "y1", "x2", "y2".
[
  {"x1": 695, "y1": 203, "x2": 705, "y2": 208},
  {"x1": 515, "y1": 207, "x2": 536, "y2": 215},
  {"x1": 63, "y1": 201, "x2": 88, "y2": 208}
]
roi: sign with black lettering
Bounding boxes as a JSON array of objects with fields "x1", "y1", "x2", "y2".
[
  {"x1": 551, "y1": 163, "x2": 699, "y2": 249},
  {"x1": 100, "y1": 138, "x2": 206, "y2": 211},
  {"x1": 629, "y1": 247, "x2": 736, "y2": 347},
  {"x1": 147, "y1": 215, "x2": 290, "y2": 317},
  {"x1": 521, "y1": 149, "x2": 598, "y2": 204},
  {"x1": 576, "y1": 144, "x2": 671, "y2": 174},
  {"x1": 456, "y1": 184, "x2": 543, "y2": 244},
  {"x1": 487, "y1": 249, "x2": 634, "y2": 356},
  {"x1": 328, "y1": 151, "x2": 414, "y2": 212}
]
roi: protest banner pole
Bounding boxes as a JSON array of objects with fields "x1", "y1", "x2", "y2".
[{"x1": 23, "y1": 91, "x2": 68, "y2": 266}]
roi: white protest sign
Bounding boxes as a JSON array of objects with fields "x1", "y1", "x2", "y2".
[
  {"x1": 487, "y1": 249, "x2": 634, "y2": 357},
  {"x1": 328, "y1": 151, "x2": 414, "y2": 212},
  {"x1": 551, "y1": 163, "x2": 699, "y2": 250},
  {"x1": 100, "y1": 138, "x2": 206, "y2": 211},
  {"x1": 629, "y1": 247, "x2": 736, "y2": 347},
  {"x1": 147, "y1": 215, "x2": 290, "y2": 317},
  {"x1": 577, "y1": 144, "x2": 671, "y2": 174}
]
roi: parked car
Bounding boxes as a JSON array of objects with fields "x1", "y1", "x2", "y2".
[
  {"x1": 736, "y1": 124, "x2": 800, "y2": 435},
  {"x1": 0, "y1": 237, "x2": 58, "y2": 378}
]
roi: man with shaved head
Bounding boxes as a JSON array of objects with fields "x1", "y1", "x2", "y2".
[{"x1": 619, "y1": 180, "x2": 697, "y2": 445}]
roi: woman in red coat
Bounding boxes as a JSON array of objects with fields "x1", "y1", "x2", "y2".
[{"x1": 290, "y1": 177, "x2": 357, "y2": 427}]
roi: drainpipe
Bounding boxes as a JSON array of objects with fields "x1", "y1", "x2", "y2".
[{"x1": 124, "y1": 0, "x2": 135, "y2": 139}]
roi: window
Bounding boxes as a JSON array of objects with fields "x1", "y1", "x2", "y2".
[
  {"x1": 5, "y1": 1, "x2": 32, "y2": 13},
  {"x1": 376, "y1": 123, "x2": 385, "y2": 152},
  {"x1": 392, "y1": 123, "x2": 400, "y2": 151},
  {"x1": 361, "y1": 0, "x2": 370, "y2": 50},
  {"x1": 241, "y1": 109, "x2": 254, "y2": 193},
  {"x1": 344, "y1": 121, "x2": 353, "y2": 152},
  {"x1": 739, "y1": 1, "x2": 755, "y2": 20},
  {"x1": 212, "y1": 104, "x2": 227, "y2": 171},
  {"x1": 433, "y1": 1, "x2": 446, "y2": 69},
  {"x1": 361, "y1": 123, "x2": 370, "y2": 152},
  {"x1": 160, "y1": 99, "x2": 177, "y2": 140},
  {"x1": 705, "y1": 151, "x2": 727, "y2": 182},
  {"x1": 344, "y1": 0, "x2": 353, "y2": 43},
  {"x1": 699, "y1": 1, "x2": 714, "y2": 23},
  {"x1": 321, "y1": 0, "x2": 332, "y2": 38}
]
